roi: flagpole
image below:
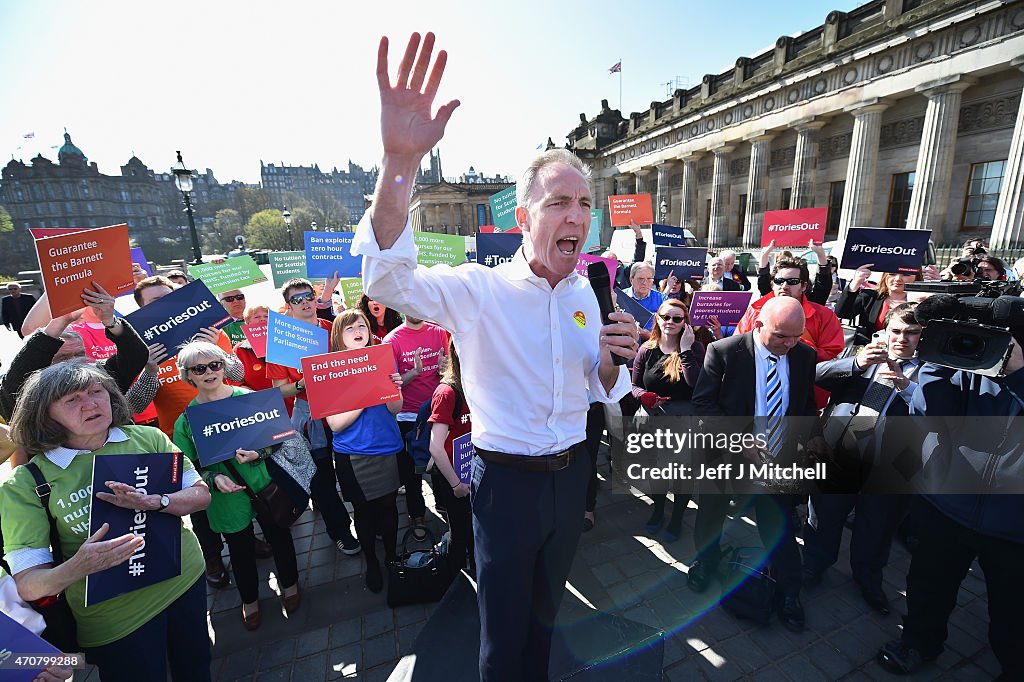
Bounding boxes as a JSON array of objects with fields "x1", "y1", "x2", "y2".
[{"x1": 619, "y1": 58, "x2": 622, "y2": 111}]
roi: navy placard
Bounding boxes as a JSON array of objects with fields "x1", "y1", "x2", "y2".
[
  {"x1": 651, "y1": 224, "x2": 688, "y2": 247},
  {"x1": 86, "y1": 452, "x2": 183, "y2": 607},
  {"x1": 453, "y1": 433, "x2": 474, "y2": 485},
  {"x1": 184, "y1": 388, "x2": 296, "y2": 466},
  {"x1": 654, "y1": 246, "x2": 706, "y2": 280},
  {"x1": 124, "y1": 280, "x2": 231, "y2": 356},
  {"x1": 0, "y1": 611, "x2": 60, "y2": 679},
  {"x1": 839, "y1": 227, "x2": 932, "y2": 274},
  {"x1": 613, "y1": 287, "x2": 655, "y2": 330},
  {"x1": 476, "y1": 233, "x2": 522, "y2": 268}
]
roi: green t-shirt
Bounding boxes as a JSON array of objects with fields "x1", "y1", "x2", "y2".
[
  {"x1": 222, "y1": 320, "x2": 247, "y2": 347},
  {"x1": 0, "y1": 425, "x2": 205, "y2": 648},
  {"x1": 172, "y1": 386, "x2": 272, "y2": 534}
]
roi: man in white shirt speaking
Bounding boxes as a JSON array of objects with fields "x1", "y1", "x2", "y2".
[{"x1": 351, "y1": 32, "x2": 639, "y2": 682}]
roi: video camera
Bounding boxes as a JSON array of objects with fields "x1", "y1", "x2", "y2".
[
  {"x1": 949, "y1": 246, "x2": 989, "y2": 277},
  {"x1": 905, "y1": 279, "x2": 1024, "y2": 375}
]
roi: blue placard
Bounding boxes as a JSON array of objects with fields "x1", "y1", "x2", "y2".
[
  {"x1": 453, "y1": 433, "x2": 474, "y2": 485},
  {"x1": 654, "y1": 246, "x2": 706, "y2": 280},
  {"x1": 840, "y1": 227, "x2": 932, "y2": 274},
  {"x1": 476, "y1": 203, "x2": 487, "y2": 228},
  {"x1": 184, "y1": 388, "x2": 296, "y2": 466},
  {"x1": 304, "y1": 231, "x2": 362, "y2": 278},
  {"x1": 613, "y1": 287, "x2": 655, "y2": 330},
  {"x1": 584, "y1": 208, "x2": 604, "y2": 254},
  {"x1": 651, "y1": 224, "x2": 688, "y2": 247},
  {"x1": 488, "y1": 185, "x2": 519, "y2": 230},
  {"x1": 0, "y1": 611, "x2": 60, "y2": 678},
  {"x1": 266, "y1": 311, "x2": 330, "y2": 370},
  {"x1": 476, "y1": 233, "x2": 522, "y2": 268},
  {"x1": 86, "y1": 452, "x2": 183, "y2": 607},
  {"x1": 124, "y1": 280, "x2": 232, "y2": 356}
]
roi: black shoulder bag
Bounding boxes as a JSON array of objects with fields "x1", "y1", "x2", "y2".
[{"x1": 222, "y1": 459, "x2": 305, "y2": 528}]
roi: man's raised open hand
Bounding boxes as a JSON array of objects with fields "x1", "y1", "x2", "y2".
[{"x1": 377, "y1": 32, "x2": 460, "y2": 161}]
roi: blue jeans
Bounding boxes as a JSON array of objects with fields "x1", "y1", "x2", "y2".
[{"x1": 83, "y1": 577, "x2": 211, "y2": 682}]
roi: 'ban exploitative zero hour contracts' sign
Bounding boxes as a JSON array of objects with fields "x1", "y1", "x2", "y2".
[{"x1": 304, "y1": 232, "x2": 362, "y2": 278}]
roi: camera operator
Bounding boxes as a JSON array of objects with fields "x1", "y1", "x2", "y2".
[{"x1": 877, "y1": 332, "x2": 1024, "y2": 677}]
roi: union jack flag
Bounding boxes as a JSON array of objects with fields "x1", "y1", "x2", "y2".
[{"x1": 608, "y1": 61, "x2": 621, "y2": 74}]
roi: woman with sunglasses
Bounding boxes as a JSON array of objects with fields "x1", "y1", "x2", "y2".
[
  {"x1": 835, "y1": 266, "x2": 921, "y2": 346},
  {"x1": 631, "y1": 300, "x2": 705, "y2": 541},
  {"x1": 172, "y1": 341, "x2": 301, "y2": 631},
  {"x1": 358, "y1": 294, "x2": 403, "y2": 345},
  {"x1": 325, "y1": 309, "x2": 405, "y2": 593}
]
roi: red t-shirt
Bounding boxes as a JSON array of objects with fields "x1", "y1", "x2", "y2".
[
  {"x1": 235, "y1": 343, "x2": 296, "y2": 415},
  {"x1": 384, "y1": 323, "x2": 450, "y2": 413},
  {"x1": 265, "y1": 317, "x2": 333, "y2": 401},
  {"x1": 428, "y1": 383, "x2": 471, "y2": 465}
]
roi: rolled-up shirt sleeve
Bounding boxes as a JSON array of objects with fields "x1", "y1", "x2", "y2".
[{"x1": 587, "y1": 363, "x2": 631, "y2": 404}]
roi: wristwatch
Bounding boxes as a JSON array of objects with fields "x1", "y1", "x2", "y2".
[
  {"x1": 296, "y1": 379, "x2": 305, "y2": 392},
  {"x1": 103, "y1": 318, "x2": 121, "y2": 329},
  {"x1": 156, "y1": 494, "x2": 171, "y2": 511}
]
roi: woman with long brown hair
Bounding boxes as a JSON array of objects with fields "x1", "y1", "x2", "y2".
[
  {"x1": 836, "y1": 267, "x2": 922, "y2": 346},
  {"x1": 631, "y1": 299, "x2": 705, "y2": 542},
  {"x1": 358, "y1": 294, "x2": 403, "y2": 344}
]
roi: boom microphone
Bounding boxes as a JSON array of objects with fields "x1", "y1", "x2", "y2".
[
  {"x1": 587, "y1": 262, "x2": 628, "y2": 366},
  {"x1": 913, "y1": 294, "x2": 960, "y2": 326}
]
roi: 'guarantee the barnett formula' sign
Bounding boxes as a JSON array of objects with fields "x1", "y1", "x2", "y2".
[
  {"x1": 760, "y1": 207, "x2": 828, "y2": 247},
  {"x1": 608, "y1": 194, "x2": 654, "y2": 227},
  {"x1": 840, "y1": 227, "x2": 932, "y2": 274},
  {"x1": 36, "y1": 223, "x2": 135, "y2": 317}
]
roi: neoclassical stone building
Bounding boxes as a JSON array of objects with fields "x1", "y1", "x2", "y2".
[{"x1": 567, "y1": 0, "x2": 1024, "y2": 250}]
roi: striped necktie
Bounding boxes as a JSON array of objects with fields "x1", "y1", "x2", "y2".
[{"x1": 765, "y1": 354, "x2": 785, "y2": 457}]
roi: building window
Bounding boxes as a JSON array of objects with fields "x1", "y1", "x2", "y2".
[
  {"x1": 827, "y1": 181, "x2": 845, "y2": 234},
  {"x1": 63, "y1": 183, "x2": 73, "y2": 198},
  {"x1": 88, "y1": 218, "x2": 97, "y2": 227},
  {"x1": 962, "y1": 160, "x2": 1007, "y2": 230},
  {"x1": 86, "y1": 202, "x2": 93, "y2": 213},
  {"x1": 64, "y1": 202, "x2": 74, "y2": 214},
  {"x1": 737, "y1": 194, "x2": 748, "y2": 230},
  {"x1": 780, "y1": 188, "x2": 792, "y2": 210},
  {"x1": 121, "y1": 190, "x2": 130, "y2": 201},
  {"x1": 887, "y1": 172, "x2": 915, "y2": 228},
  {"x1": 80, "y1": 181, "x2": 90, "y2": 197}
]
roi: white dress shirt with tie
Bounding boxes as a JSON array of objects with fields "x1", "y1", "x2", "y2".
[{"x1": 351, "y1": 214, "x2": 631, "y2": 457}]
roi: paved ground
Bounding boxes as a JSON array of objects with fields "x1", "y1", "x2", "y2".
[{"x1": 69, "y1": 449, "x2": 1000, "y2": 681}]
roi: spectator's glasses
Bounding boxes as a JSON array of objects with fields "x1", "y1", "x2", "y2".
[
  {"x1": 659, "y1": 314, "x2": 687, "y2": 323},
  {"x1": 288, "y1": 291, "x2": 317, "y2": 305},
  {"x1": 773, "y1": 277, "x2": 803, "y2": 286},
  {"x1": 220, "y1": 294, "x2": 245, "y2": 303},
  {"x1": 187, "y1": 360, "x2": 225, "y2": 376}
]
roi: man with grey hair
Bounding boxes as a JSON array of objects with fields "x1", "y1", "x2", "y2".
[
  {"x1": 719, "y1": 249, "x2": 750, "y2": 291},
  {"x1": 624, "y1": 260, "x2": 666, "y2": 340},
  {"x1": 705, "y1": 255, "x2": 742, "y2": 291},
  {"x1": 352, "y1": 32, "x2": 639, "y2": 681}
]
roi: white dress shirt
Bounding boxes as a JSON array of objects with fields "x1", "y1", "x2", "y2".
[{"x1": 351, "y1": 214, "x2": 631, "y2": 456}]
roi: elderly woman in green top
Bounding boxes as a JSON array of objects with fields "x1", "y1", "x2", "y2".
[
  {"x1": 171, "y1": 341, "x2": 300, "y2": 631},
  {"x1": 0, "y1": 361, "x2": 212, "y2": 682}
]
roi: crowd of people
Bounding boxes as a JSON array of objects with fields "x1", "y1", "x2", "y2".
[{"x1": 1, "y1": 31, "x2": 1021, "y2": 682}]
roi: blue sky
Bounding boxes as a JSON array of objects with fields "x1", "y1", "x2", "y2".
[{"x1": 1, "y1": 0, "x2": 860, "y2": 184}]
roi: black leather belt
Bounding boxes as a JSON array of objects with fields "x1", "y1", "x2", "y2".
[{"x1": 475, "y1": 443, "x2": 583, "y2": 472}]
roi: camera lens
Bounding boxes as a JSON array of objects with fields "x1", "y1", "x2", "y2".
[
  {"x1": 947, "y1": 333, "x2": 986, "y2": 359},
  {"x1": 951, "y1": 262, "x2": 973, "y2": 277}
]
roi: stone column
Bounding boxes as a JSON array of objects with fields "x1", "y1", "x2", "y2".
[
  {"x1": 791, "y1": 118, "x2": 828, "y2": 209},
  {"x1": 634, "y1": 168, "x2": 653, "y2": 195},
  {"x1": 679, "y1": 154, "x2": 702, "y2": 231},
  {"x1": 709, "y1": 145, "x2": 735, "y2": 247},
  {"x1": 592, "y1": 176, "x2": 613, "y2": 247},
  {"x1": 838, "y1": 100, "x2": 890, "y2": 238},
  {"x1": 614, "y1": 173, "x2": 635, "y2": 196},
  {"x1": 906, "y1": 76, "x2": 976, "y2": 236},
  {"x1": 990, "y1": 58, "x2": 1024, "y2": 248},
  {"x1": 742, "y1": 132, "x2": 775, "y2": 248},
  {"x1": 655, "y1": 161, "x2": 678, "y2": 224}
]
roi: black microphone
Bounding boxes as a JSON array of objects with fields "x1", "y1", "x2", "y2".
[
  {"x1": 588, "y1": 262, "x2": 629, "y2": 366},
  {"x1": 914, "y1": 294, "x2": 961, "y2": 326}
]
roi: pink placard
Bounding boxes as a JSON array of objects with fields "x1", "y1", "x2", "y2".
[
  {"x1": 576, "y1": 253, "x2": 618, "y2": 282},
  {"x1": 761, "y1": 207, "x2": 828, "y2": 247}
]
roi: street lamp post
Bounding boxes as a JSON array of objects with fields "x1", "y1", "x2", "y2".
[
  {"x1": 282, "y1": 207, "x2": 294, "y2": 251},
  {"x1": 171, "y1": 151, "x2": 204, "y2": 266}
]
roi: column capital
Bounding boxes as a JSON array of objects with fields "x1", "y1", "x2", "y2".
[
  {"x1": 743, "y1": 130, "x2": 776, "y2": 144},
  {"x1": 793, "y1": 117, "x2": 829, "y2": 133},
  {"x1": 915, "y1": 74, "x2": 978, "y2": 97},
  {"x1": 843, "y1": 98, "x2": 891, "y2": 115},
  {"x1": 678, "y1": 152, "x2": 704, "y2": 163},
  {"x1": 655, "y1": 159, "x2": 680, "y2": 170},
  {"x1": 711, "y1": 144, "x2": 736, "y2": 156},
  {"x1": 614, "y1": 173, "x2": 634, "y2": 182},
  {"x1": 634, "y1": 168, "x2": 653, "y2": 178}
]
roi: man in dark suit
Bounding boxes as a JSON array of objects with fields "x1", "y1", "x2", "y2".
[
  {"x1": 1, "y1": 282, "x2": 36, "y2": 339},
  {"x1": 720, "y1": 250, "x2": 751, "y2": 291},
  {"x1": 704, "y1": 255, "x2": 742, "y2": 291},
  {"x1": 690, "y1": 296, "x2": 823, "y2": 632},
  {"x1": 806, "y1": 302, "x2": 922, "y2": 615}
]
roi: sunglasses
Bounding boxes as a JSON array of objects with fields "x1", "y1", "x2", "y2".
[
  {"x1": 288, "y1": 291, "x2": 317, "y2": 305},
  {"x1": 220, "y1": 294, "x2": 245, "y2": 303},
  {"x1": 659, "y1": 314, "x2": 687, "y2": 323},
  {"x1": 773, "y1": 277, "x2": 803, "y2": 286},
  {"x1": 186, "y1": 360, "x2": 224, "y2": 376}
]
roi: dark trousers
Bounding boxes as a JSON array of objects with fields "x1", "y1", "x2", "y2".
[
  {"x1": 585, "y1": 403, "x2": 605, "y2": 513},
  {"x1": 351, "y1": 492, "x2": 399, "y2": 569},
  {"x1": 432, "y1": 470, "x2": 474, "y2": 572},
  {"x1": 694, "y1": 493, "x2": 803, "y2": 597},
  {"x1": 83, "y1": 577, "x2": 211, "y2": 682},
  {"x1": 190, "y1": 509, "x2": 224, "y2": 563},
  {"x1": 223, "y1": 517, "x2": 299, "y2": 604},
  {"x1": 901, "y1": 497, "x2": 1024, "y2": 676},
  {"x1": 803, "y1": 494, "x2": 904, "y2": 592},
  {"x1": 309, "y1": 453, "x2": 356, "y2": 544},
  {"x1": 397, "y1": 421, "x2": 427, "y2": 519},
  {"x1": 472, "y1": 448, "x2": 590, "y2": 682}
]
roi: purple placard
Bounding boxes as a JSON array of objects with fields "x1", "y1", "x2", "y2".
[
  {"x1": 131, "y1": 247, "x2": 153, "y2": 276},
  {"x1": 575, "y1": 253, "x2": 617, "y2": 281},
  {"x1": 453, "y1": 433, "x2": 474, "y2": 484},
  {"x1": 688, "y1": 291, "x2": 754, "y2": 326}
]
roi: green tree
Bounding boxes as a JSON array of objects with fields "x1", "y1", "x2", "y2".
[
  {"x1": 0, "y1": 205, "x2": 14, "y2": 233},
  {"x1": 308, "y1": 189, "x2": 350, "y2": 231},
  {"x1": 245, "y1": 209, "x2": 289, "y2": 251},
  {"x1": 234, "y1": 187, "x2": 272, "y2": 224},
  {"x1": 211, "y1": 208, "x2": 243, "y2": 252}
]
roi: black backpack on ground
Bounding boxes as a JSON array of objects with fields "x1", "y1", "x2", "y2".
[{"x1": 719, "y1": 546, "x2": 777, "y2": 626}]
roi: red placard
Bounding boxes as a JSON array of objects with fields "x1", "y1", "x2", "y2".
[
  {"x1": 477, "y1": 225, "x2": 521, "y2": 234},
  {"x1": 608, "y1": 194, "x2": 654, "y2": 227},
  {"x1": 760, "y1": 207, "x2": 828, "y2": 247},
  {"x1": 29, "y1": 227, "x2": 89, "y2": 240},
  {"x1": 35, "y1": 223, "x2": 135, "y2": 317},
  {"x1": 241, "y1": 322, "x2": 268, "y2": 358},
  {"x1": 301, "y1": 344, "x2": 400, "y2": 419}
]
